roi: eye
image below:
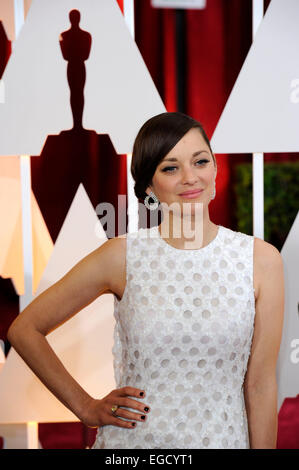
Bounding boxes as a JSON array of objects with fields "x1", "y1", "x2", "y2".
[
  {"x1": 161, "y1": 159, "x2": 209, "y2": 173},
  {"x1": 161, "y1": 166, "x2": 177, "y2": 173},
  {"x1": 195, "y1": 159, "x2": 209, "y2": 166}
]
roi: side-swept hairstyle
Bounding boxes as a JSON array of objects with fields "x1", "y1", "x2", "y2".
[{"x1": 131, "y1": 112, "x2": 215, "y2": 201}]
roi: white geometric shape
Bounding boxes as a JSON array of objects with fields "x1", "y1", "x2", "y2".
[
  {"x1": 211, "y1": 0, "x2": 299, "y2": 153},
  {"x1": 252, "y1": 0, "x2": 264, "y2": 38},
  {"x1": 0, "y1": 156, "x2": 53, "y2": 295},
  {"x1": 13, "y1": 0, "x2": 25, "y2": 40},
  {"x1": 277, "y1": 211, "x2": 299, "y2": 411},
  {"x1": 152, "y1": 0, "x2": 206, "y2": 8},
  {"x1": 123, "y1": 0, "x2": 135, "y2": 38},
  {"x1": 0, "y1": 79, "x2": 5, "y2": 104},
  {"x1": 252, "y1": 152, "x2": 264, "y2": 239},
  {"x1": 0, "y1": 184, "x2": 116, "y2": 422},
  {"x1": 0, "y1": 423, "x2": 43, "y2": 449},
  {"x1": 19, "y1": 155, "x2": 34, "y2": 311},
  {"x1": 0, "y1": 0, "x2": 165, "y2": 156}
]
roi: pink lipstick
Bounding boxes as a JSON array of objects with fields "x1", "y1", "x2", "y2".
[{"x1": 179, "y1": 189, "x2": 203, "y2": 199}]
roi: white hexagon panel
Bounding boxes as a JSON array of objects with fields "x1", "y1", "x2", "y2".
[
  {"x1": 0, "y1": 0, "x2": 165, "y2": 156},
  {"x1": 211, "y1": 0, "x2": 299, "y2": 154},
  {"x1": 277, "y1": 212, "x2": 299, "y2": 411}
]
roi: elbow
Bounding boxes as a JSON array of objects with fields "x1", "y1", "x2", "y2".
[
  {"x1": 7, "y1": 320, "x2": 21, "y2": 347},
  {"x1": 7, "y1": 318, "x2": 33, "y2": 347}
]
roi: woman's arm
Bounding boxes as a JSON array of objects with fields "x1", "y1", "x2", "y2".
[
  {"x1": 243, "y1": 238, "x2": 285, "y2": 449},
  {"x1": 7, "y1": 236, "x2": 126, "y2": 423}
]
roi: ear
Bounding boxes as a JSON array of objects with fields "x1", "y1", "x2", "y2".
[
  {"x1": 214, "y1": 156, "x2": 217, "y2": 178},
  {"x1": 145, "y1": 185, "x2": 152, "y2": 197}
]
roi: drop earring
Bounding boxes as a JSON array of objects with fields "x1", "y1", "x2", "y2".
[{"x1": 144, "y1": 190, "x2": 159, "y2": 210}]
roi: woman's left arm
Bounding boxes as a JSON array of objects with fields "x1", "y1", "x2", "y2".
[{"x1": 243, "y1": 238, "x2": 285, "y2": 449}]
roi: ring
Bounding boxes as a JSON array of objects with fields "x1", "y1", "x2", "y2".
[{"x1": 111, "y1": 405, "x2": 119, "y2": 415}]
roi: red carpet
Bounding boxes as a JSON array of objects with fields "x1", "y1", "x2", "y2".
[{"x1": 277, "y1": 396, "x2": 299, "y2": 449}]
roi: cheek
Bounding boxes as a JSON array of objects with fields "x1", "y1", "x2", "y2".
[
  {"x1": 205, "y1": 168, "x2": 216, "y2": 181},
  {"x1": 155, "y1": 174, "x2": 176, "y2": 192}
]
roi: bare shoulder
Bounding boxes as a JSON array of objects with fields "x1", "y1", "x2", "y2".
[
  {"x1": 253, "y1": 236, "x2": 283, "y2": 265},
  {"x1": 104, "y1": 232, "x2": 126, "y2": 253},
  {"x1": 253, "y1": 236, "x2": 284, "y2": 299},
  {"x1": 108, "y1": 233, "x2": 127, "y2": 262}
]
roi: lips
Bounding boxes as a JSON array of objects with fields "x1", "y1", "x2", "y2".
[{"x1": 179, "y1": 189, "x2": 204, "y2": 197}]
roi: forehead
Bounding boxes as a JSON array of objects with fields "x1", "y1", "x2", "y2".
[{"x1": 162, "y1": 128, "x2": 209, "y2": 160}]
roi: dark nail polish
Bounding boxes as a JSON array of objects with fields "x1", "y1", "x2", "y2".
[
  {"x1": 139, "y1": 392, "x2": 144, "y2": 397},
  {"x1": 132, "y1": 422, "x2": 136, "y2": 427},
  {"x1": 144, "y1": 407, "x2": 149, "y2": 412},
  {"x1": 141, "y1": 415, "x2": 145, "y2": 420}
]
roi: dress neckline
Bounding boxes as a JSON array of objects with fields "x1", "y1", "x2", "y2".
[{"x1": 150, "y1": 224, "x2": 222, "y2": 252}]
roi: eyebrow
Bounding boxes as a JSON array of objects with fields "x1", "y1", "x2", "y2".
[{"x1": 161, "y1": 150, "x2": 210, "y2": 163}]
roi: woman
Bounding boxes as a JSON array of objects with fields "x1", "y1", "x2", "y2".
[{"x1": 7, "y1": 112, "x2": 284, "y2": 449}]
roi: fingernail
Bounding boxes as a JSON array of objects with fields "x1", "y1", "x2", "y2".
[
  {"x1": 132, "y1": 422, "x2": 136, "y2": 427},
  {"x1": 139, "y1": 392, "x2": 144, "y2": 397},
  {"x1": 144, "y1": 407, "x2": 149, "y2": 412}
]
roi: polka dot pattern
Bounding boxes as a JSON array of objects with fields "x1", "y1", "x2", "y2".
[{"x1": 93, "y1": 224, "x2": 256, "y2": 450}]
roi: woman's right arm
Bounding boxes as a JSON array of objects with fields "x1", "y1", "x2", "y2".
[{"x1": 7, "y1": 236, "x2": 125, "y2": 425}]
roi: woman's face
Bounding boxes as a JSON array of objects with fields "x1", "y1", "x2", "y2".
[{"x1": 146, "y1": 128, "x2": 217, "y2": 215}]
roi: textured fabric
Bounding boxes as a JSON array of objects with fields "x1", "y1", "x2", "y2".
[{"x1": 92, "y1": 224, "x2": 256, "y2": 449}]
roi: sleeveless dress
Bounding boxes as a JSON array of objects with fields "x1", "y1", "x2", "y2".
[{"x1": 92, "y1": 224, "x2": 256, "y2": 449}]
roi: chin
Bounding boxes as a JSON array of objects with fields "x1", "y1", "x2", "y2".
[{"x1": 179, "y1": 204, "x2": 204, "y2": 221}]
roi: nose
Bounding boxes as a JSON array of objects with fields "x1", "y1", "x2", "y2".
[{"x1": 181, "y1": 165, "x2": 198, "y2": 184}]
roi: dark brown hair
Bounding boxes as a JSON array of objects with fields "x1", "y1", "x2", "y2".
[{"x1": 131, "y1": 112, "x2": 215, "y2": 201}]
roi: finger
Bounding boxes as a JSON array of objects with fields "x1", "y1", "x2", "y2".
[
  {"x1": 117, "y1": 396, "x2": 151, "y2": 414},
  {"x1": 114, "y1": 406, "x2": 147, "y2": 423},
  {"x1": 119, "y1": 386, "x2": 146, "y2": 398},
  {"x1": 110, "y1": 415, "x2": 138, "y2": 429}
]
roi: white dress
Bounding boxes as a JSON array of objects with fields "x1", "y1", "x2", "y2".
[{"x1": 92, "y1": 224, "x2": 256, "y2": 449}]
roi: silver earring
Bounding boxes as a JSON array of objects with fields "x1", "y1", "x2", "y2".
[
  {"x1": 211, "y1": 180, "x2": 216, "y2": 200},
  {"x1": 144, "y1": 190, "x2": 159, "y2": 210}
]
